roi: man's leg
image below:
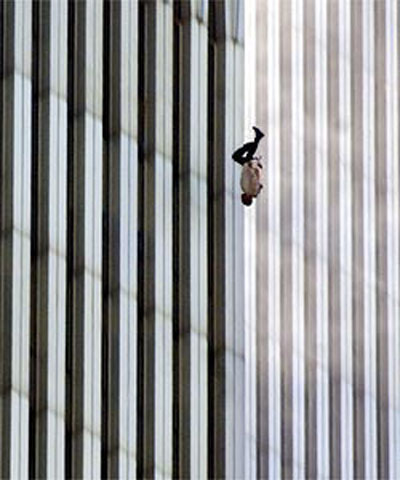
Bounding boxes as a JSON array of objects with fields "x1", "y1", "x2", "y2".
[{"x1": 232, "y1": 142, "x2": 253, "y2": 165}]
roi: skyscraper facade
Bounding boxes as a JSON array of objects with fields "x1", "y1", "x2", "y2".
[
  {"x1": 0, "y1": 0, "x2": 256, "y2": 478},
  {"x1": 256, "y1": 0, "x2": 400, "y2": 478}
]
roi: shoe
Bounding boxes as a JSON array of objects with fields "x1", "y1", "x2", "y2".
[{"x1": 252, "y1": 126, "x2": 265, "y2": 138}]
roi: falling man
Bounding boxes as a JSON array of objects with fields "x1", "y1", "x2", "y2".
[{"x1": 232, "y1": 126, "x2": 265, "y2": 206}]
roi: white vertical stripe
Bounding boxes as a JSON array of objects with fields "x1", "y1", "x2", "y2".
[
  {"x1": 291, "y1": 0, "x2": 305, "y2": 477},
  {"x1": 154, "y1": 3, "x2": 173, "y2": 477},
  {"x1": 119, "y1": 133, "x2": 129, "y2": 479},
  {"x1": 47, "y1": 1, "x2": 67, "y2": 476},
  {"x1": 315, "y1": 0, "x2": 330, "y2": 476},
  {"x1": 190, "y1": 22, "x2": 199, "y2": 476},
  {"x1": 339, "y1": 0, "x2": 353, "y2": 477},
  {"x1": 386, "y1": 1, "x2": 400, "y2": 477},
  {"x1": 233, "y1": 41, "x2": 246, "y2": 480},
  {"x1": 128, "y1": 4, "x2": 139, "y2": 477},
  {"x1": 224, "y1": 38, "x2": 234, "y2": 478},
  {"x1": 362, "y1": 1, "x2": 378, "y2": 477},
  {"x1": 55, "y1": 14, "x2": 67, "y2": 476},
  {"x1": 244, "y1": 207, "x2": 257, "y2": 479},
  {"x1": 198, "y1": 20, "x2": 208, "y2": 479},
  {"x1": 154, "y1": 4, "x2": 165, "y2": 474},
  {"x1": 82, "y1": 1, "x2": 103, "y2": 477},
  {"x1": 128, "y1": 139, "x2": 138, "y2": 477},
  {"x1": 8, "y1": 2, "x2": 32, "y2": 477},
  {"x1": 93, "y1": 0, "x2": 103, "y2": 470},
  {"x1": 267, "y1": 2, "x2": 281, "y2": 476},
  {"x1": 189, "y1": 9, "x2": 208, "y2": 477},
  {"x1": 119, "y1": 2, "x2": 138, "y2": 476},
  {"x1": 244, "y1": 0, "x2": 257, "y2": 476}
]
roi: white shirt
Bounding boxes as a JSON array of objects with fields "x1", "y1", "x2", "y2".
[{"x1": 240, "y1": 160, "x2": 263, "y2": 197}]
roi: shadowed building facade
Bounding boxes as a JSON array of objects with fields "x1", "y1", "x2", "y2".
[
  {"x1": 256, "y1": 0, "x2": 400, "y2": 478},
  {"x1": 0, "y1": 0, "x2": 257, "y2": 478}
]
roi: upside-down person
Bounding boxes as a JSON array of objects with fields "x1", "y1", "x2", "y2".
[{"x1": 232, "y1": 126, "x2": 265, "y2": 206}]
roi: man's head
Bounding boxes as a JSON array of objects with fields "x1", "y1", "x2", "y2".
[{"x1": 241, "y1": 193, "x2": 253, "y2": 206}]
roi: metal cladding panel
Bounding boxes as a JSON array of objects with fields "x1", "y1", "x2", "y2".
[
  {"x1": 0, "y1": 0, "x2": 251, "y2": 478},
  {"x1": 0, "y1": 2, "x2": 32, "y2": 478},
  {"x1": 256, "y1": 0, "x2": 400, "y2": 478}
]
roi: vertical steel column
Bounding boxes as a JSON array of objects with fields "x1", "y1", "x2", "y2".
[
  {"x1": 30, "y1": 0, "x2": 68, "y2": 477},
  {"x1": 65, "y1": 0, "x2": 103, "y2": 477},
  {"x1": 0, "y1": 1, "x2": 32, "y2": 477}
]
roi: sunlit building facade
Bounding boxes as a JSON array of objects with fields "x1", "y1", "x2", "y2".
[
  {"x1": 256, "y1": 0, "x2": 400, "y2": 478},
  {"x1": 0, "y1": 0, "x2": 258, "y2": 478}
]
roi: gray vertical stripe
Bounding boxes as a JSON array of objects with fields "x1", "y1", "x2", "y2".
[
  {"x1": 362, "y1": 1, "x2": 378, "y2": 475},
  {"x1": 350, "y1": 1, "x2": 365, "y2": 477},
  {"x1": 291, "y1": 1, "x2": 305, "y2": 475},
  {"x1": 207, "y1": 2, "x2": 227, "y2": 477},
  {"x1": 30, "y1": 1, "x2": 51, "y2": 476},
  {"x1": 327, "y1": 0, "x2": 341, "y2": 476},
  {"x1": 338, "y1": 0, "x2": 354, "y2": 475},
  {"x1": 173, "y1": 3, "x2": 192, "y2": 477},
  {"x1": 65, "y1": 1, "x2": 86, "y2": 476},
  {"x1": 173, "y1": 3, "x2": 209, "y2": 477},
  {"x1": 102, "y1": 1, "x2": 121, "y2": 477},
  {"x1": 374, "y1": 2, "x2": 389, "y2": 478},
  {"x1": 255, "y1": 0, "x2": 268, "y2": 476},
  {"x1": 279, "y1": 1, "x2": 293, "y2": 478},
  {"x1": 137, "y1": 1, "x2": 174, "y2": 476},
  {"x1": 0, "y1": 1, "x2": 16, "y2": 477},
  {"x1": 303, "y1": 1, "x2": 318, "y2": 477},
  {"x1": 390, "y1": 2, "x2": 400, "y2": 474},
  {"x1": 137, "y1": 0, "x2": 157, "y2": 475}
]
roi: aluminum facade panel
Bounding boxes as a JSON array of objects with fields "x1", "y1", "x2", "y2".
[
  {"x1": 257, "y1": 0, "x2": 400, "y2": 477},
  {"x1": 0, "y1": 1, "x2": 252, "y2": 478}
]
